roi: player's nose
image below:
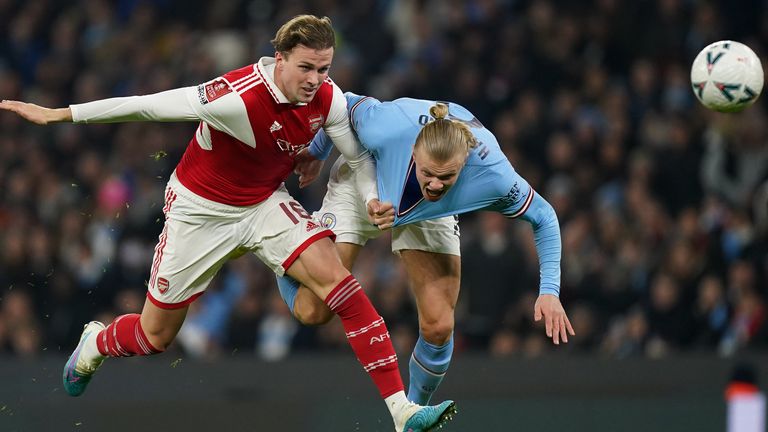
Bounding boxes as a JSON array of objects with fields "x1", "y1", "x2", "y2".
[
  {"x1": 429, "y1": 179, "x2": 443, "y2": 189},
  {"x1": 306, "y1": 71, "x2": 320, "y2": 86}
]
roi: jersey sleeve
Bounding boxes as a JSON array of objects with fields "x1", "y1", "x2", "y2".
[
  {"x1": 492, "y1": 171, "x2": 562, "y2": 297},
  {"x1": 520, "y1": 192, "x2": 562, "y2": 297},
  {"x1": 344, "y1": 92, "x2": 382, "y2": 140},
  {"x1": 308, "y1": 129, "x2": 335, "y2": 160},
  {"x1": 322, "y1": 83, "x2": 378, "y2": 204},
  {"x1": 70, "y1": 87, "x2": 201, "y2": 123},
  {"x1": 70, "y1": 73, "x2": 255, "y2": 146}
]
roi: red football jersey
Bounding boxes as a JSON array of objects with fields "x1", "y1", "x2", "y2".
[
  {"x1": 175, "y1": 58, "x2": 338, "y2": 206},
  {"x1": 70, "y1": 56, "x2": 367, "y2": 207}
]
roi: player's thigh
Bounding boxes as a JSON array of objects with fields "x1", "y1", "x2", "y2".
[
  {"x1": 394, "y1": 216, "x2": 462, "y2": 319},
  {"x1": 316, "y1": 155, "x2": 381, "y2": 245},
  {"x1": 400, "y1": 249, "x2": 461, "y2": 319},
  {"x1": 284, "y1": 237, "x2": 351, "y2": 301},
  {"x1": 246, "y1": 186, "x2": 344, "y2": 294},
  {"x1": 147, "y1": 186, "x2": 244, "y2": 309}
]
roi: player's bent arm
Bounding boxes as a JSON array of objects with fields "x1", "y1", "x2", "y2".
[
  {"x1": 515, "y1": 192, "x2": 562, "y2": 297},
  {"x1": 70, "y1": 87, "x2": 201, "y2": 123},
  {"x1": 323, "y1": 84, "x2": 378, "y2": 204},
  {"x1": 308, "y1": 129, "x2": 335, "y2": 161}
]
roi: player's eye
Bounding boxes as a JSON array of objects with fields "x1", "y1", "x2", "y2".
[{"x1": 318, "y1": 67, "x2": 330, "y2": 74}]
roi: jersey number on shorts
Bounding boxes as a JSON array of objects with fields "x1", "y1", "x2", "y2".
[{"x1": 279, "y1": 201, "x2": 312, "y2": 224}]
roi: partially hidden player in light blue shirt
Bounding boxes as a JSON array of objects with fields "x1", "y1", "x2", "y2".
[{"x1": 279, "y1": 92, "x2": 575, "y2": 405}]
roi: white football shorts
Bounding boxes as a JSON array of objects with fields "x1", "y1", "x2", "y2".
[
  {"x1": 147, "y1": 173, "x2": 333, "y2": 309},
  {"x1": 315, "y1": 156, "x2": 460, "y2": 256}
]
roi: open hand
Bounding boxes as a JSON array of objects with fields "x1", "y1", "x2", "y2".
[
  {"x1": 0, "y1": 100, "x2": 71, "y2": 124},
  {"x1": 534, "y1": 294, "x2": 575, "y2": 345}
]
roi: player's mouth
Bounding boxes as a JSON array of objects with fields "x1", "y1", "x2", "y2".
[
  {"x1": 424, "y1": 187, "x2": 444, "y2": 201},
  {"x1": 301, "y1": 86, "x2": 317, "y2": 97}
]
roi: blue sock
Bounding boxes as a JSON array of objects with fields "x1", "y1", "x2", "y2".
[
  {"x1": 276, "y1": 275, "x2": 300, "y2": 313},
  {"x1": 407, "y1": 334, "x2": 453, "y2": 404}
]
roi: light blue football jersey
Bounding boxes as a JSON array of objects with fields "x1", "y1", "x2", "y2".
[
  {"x1": 313, "y1": 93, "x2": 536, "y2": 226},
  {"x1": 310, "y1": 93, "x2": 561, "y2": 296}
]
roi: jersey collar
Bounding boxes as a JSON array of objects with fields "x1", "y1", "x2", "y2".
[
  {"x1": 397, "y1": 158, "x2": 424, "y2": 217},
  {"x1": 256, "y1": 57, "x2": 307, "y2": 106}
]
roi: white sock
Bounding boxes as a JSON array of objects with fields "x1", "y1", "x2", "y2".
[
  {"x1": 81, "y1": 330, "x2": 105, "y2": 363},
  {"x1": 385, "y1": 390, "x2": 414, "y2": 418}
]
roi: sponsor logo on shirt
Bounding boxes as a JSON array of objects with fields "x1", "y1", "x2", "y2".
[
  {"x1": 197, "y1": 78, "x2": 231, "y2": 105},
  {"x1": 269, "y1": 121, "x2": 282, "y2": 133},
  {"x1": 275, "y1": 138, "x2": 309, "y2": 155},
  {"x1": 306, "y1": 220, "x2": 320, "y2": 232},
  {"x1": 308, "y1": 114, "x2": 324, "y2": 133},
  {"x1": 493, "y1": 182, "x2": 522, "y2": 208}
]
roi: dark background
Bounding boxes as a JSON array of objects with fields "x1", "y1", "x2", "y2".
[{"x1": 0, "y1": 0, "x2": 767, "y2": 430}]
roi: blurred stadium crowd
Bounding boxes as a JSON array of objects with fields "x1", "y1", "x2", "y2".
[{"x1": 0, "y1": 0, "x2": 767, "y2": 361}]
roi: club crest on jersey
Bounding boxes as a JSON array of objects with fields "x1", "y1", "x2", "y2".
[
  {"x1": 320, "y1": 212, "x2": 337, "y2": 229},
  {"x1": 308, "y1": 114, "x2": 324, "y2": 133},
  {"x1": 198, "y1": 78, "x2": 232, "y2": 105},
  {"x1": 157, "y1": 277, "x2": 170, "y2": 294}
]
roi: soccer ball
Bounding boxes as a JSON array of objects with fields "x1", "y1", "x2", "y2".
[{"x1": 691, "y1": 40, "x2": 764, "y2": 113}]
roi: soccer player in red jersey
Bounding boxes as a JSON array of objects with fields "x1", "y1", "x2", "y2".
[{"x1": 0, "y1": 15, "x2": 456, "y2": 431}]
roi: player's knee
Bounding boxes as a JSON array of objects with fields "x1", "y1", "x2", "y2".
[
  {"x1": 294, "y1": 300, "x2": 334, "y2": 326},
  {"x1": 419, "y1": 316, "x2": 455, "y2": 345},
  {"x1": 142, "y1": 327, "x2": 174, "y2": 351}
]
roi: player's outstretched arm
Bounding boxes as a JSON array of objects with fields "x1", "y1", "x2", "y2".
[
  {"x1": 0, "y1": 100, "x2": 72, "y2": 124},
  {"x1": 499, "y1": 179, "x2": 574, "y2": 344},
  {"x1": 534, "y1": 294, "x2": 575, "y2": 345}
]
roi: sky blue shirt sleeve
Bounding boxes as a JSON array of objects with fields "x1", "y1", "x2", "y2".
[
  {"x1": 308, "y1": 92, "x2": 380, "y2": 160},
  {"x1": 510, "y1": 190, "x2": 561, "y2": 297},
  {"x1": 489, "y1": 174, "x2": 562, "y2": 297},
  {"x1": 308, "y1": 129, "x2": 334, "y2": 160}
]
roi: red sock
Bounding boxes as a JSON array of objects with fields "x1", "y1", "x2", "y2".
[
  {"x1": 96, "y1": 313, "x2": 162, "y2": 357},
  {"x1": 325, "y1": 275, "x2": 404, "y2": 398}
]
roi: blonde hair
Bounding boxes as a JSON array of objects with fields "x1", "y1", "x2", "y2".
[
  {"x1": 271, "y1": 15, "x2": 336, "y2": 54},
  {"x1": 414, "y1": 103, "x2": 478, "y2": 162}
]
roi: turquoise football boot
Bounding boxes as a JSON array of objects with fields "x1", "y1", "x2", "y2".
[
  {"x1": 63, "y1": 321, "x2": 106, "y2": 397},
  {"x1": 398, "y1": 400, "x2": 458, "y2": 432}
]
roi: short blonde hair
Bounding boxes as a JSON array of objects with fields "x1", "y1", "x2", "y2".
[
  {"x1": 271, "y1": 15, "x2": 336, "y2": 54},
  {"x1": 414, "y1": 103, "x2": 478, "y2": 162}
]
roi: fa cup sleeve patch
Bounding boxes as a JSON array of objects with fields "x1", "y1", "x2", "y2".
[{"x1": 198, "y1": 78, "x2": 232, "y2": 105}]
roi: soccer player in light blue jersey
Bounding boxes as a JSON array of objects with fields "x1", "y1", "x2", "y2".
[{"x1": 282, "y1": 92, "x2": 575, "y2": 405}]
